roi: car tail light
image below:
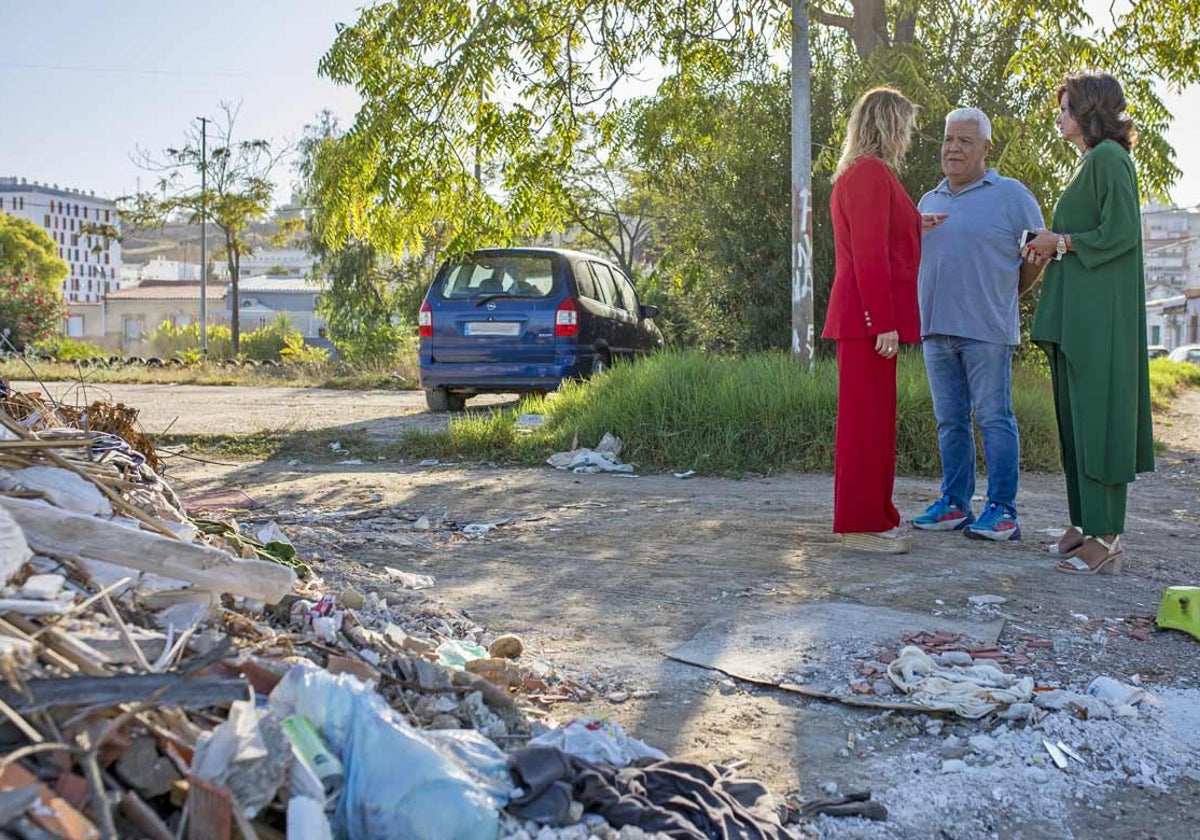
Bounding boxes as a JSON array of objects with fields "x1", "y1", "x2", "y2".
[
  {"x1": 418, "y1": 299, "x2": 432, "y2": 338},
  {"x1": 555, "y1": 298, "x2": 579, "y2": 337}
]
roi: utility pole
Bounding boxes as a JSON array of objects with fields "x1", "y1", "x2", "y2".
[
  {"x1": 198, "y1": 116, "x2": 209, "y2": 357},
  {"x1": 791, "y1": 0, "x2": 815, "y2": 370}
]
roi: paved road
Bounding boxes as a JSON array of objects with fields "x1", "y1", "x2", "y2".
[{"x1": 10, "y1": 381, "x2": 516, "y2": 438}]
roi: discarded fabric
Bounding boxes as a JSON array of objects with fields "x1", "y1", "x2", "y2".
[{"x1": 886, "y1": 645, "x2": 1034, "y2": 719}]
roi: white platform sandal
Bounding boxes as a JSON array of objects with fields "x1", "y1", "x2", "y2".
[{"x1": 1056, "y1": 536, "x2": 1123, "y2": 575}]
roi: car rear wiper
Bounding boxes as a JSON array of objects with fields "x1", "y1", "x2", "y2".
[{"x1": 473, "y1": 293, "x2": 517, "y2": 306}]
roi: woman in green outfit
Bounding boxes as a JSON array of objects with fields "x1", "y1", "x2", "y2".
[{"x1": 1023, "y1": 72, "x2": 1154, "y2": 575}]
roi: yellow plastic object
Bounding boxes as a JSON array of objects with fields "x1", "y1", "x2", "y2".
[{"x1": 1156, "y1": 586, "x2": 1200, "y2": 641}]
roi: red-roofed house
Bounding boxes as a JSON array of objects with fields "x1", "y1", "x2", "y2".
[{"x1": 103, "y1": 281, "x2": 228, "y2": 352}]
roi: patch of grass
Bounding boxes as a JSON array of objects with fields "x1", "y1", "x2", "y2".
[
  {"x1": 394, "y1": 350, "x2": 1063, "y2": 476},
  {"x1": 1148, "y1": 358, "x2": 1200, "y2": 410},
  {"x1": 0, "y1": 355, "x2": 420, "y2": 390}
]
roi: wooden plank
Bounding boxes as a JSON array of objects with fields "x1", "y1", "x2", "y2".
[
  {"x1": 0, "y1": 496, "x2": 296, "y2": 603},
  {"x1": 0, "y1": 674, "x2": 250, "y2": 713},
  {"x1": 0, "y1": 438, "x2": 92, "y2": 450}
]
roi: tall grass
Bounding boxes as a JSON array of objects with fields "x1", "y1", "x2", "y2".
[
  {"x1": 1148, "y1": 358, "x2": 1200, "y2": 410},
  {"x1": 407, "y1": 350, "x2": 1063, "y2": 476}
]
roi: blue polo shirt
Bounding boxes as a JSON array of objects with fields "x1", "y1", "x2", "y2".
[{"x1": 917, "y1": 169, "x2": 1044, "y2": 346}]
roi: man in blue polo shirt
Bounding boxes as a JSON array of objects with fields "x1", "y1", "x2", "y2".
[{"x1": 912, "y1": 108, "x2": 1045, "y2": 541}]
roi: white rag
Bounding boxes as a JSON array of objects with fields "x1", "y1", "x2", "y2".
[{"x1": 887, "y1": 645, "x2": 1034, "y2": 719}]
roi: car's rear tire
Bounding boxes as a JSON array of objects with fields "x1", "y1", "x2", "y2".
[{"x1": 425, "y1": 387, "x2": 467, "y2": 412}]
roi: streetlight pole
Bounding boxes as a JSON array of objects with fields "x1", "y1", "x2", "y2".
[
  {"x1": 198, "y1": 116, "x2": 209, "y2": 357},
  {"x1": 791, "y1": 0, "x2": 815, "y2": 370}
]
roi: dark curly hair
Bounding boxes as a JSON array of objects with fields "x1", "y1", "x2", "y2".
[{"x1": 1056, "y1": 72, "x2": 1136, "y2": 152}]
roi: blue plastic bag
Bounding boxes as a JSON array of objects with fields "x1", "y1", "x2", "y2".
[{"x1": 270, "y1": 664, "x2": 500, "y2": 840}]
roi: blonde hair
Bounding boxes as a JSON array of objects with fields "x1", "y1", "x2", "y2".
[{"x1": 833, "y1": 87, "x2": 918, "y2": 181}]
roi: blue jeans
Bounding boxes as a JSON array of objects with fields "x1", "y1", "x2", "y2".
[{"x1": 922, "y1": 335, "x2": 1019, "y2": 514}]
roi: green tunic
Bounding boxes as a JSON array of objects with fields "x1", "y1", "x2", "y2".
[{"x1": 1031, "y1": 139, "x2": 1155, "y2": 486}]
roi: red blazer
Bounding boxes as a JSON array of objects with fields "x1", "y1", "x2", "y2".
[{"x1": 821, "y1": 156, "x2": 921, "y2": 342}]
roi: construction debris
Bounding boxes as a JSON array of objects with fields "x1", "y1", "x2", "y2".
[{"x1": 0, "y1": 382, "x2": 785, "y2": 839}]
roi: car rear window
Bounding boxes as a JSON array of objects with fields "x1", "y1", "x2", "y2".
[{"x1": 439, "y1": 255, "x2": 556, "y2": 299}]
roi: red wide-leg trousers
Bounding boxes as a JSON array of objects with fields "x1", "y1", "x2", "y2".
[{"x1": 833, "y1": 338, "x2": 900, "y2": 534}]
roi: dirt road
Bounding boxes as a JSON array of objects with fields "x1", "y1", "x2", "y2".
[
  {"x1": 10, "y1": 381, "x2": 514, "y2": 436},
  {"x1": 158, "y1": 385, "x2": 1200, "y2": 838}
]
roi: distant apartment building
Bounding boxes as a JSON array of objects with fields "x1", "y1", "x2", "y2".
[
  {"x1": 213, "y1": 247, "x2": 317, "y2": 280},
  {"x1": 0, "y1": 176, "x2": 122, "y2": 304},
  {"x1": 1142, "y1": 202, "x2": 1200, "y2": 291}
]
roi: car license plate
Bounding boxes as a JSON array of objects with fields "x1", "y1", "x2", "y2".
[{"x1": 464, "y1": 321, "x2": 520, "y2": 337}]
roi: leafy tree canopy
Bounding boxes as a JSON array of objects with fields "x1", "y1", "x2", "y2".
[
  {"x1": 0, "y1": 213, "x2": 68, "y2": 292},
  {"x1": 313, "y1": 0, "x2": 1200, "y2": 263}
]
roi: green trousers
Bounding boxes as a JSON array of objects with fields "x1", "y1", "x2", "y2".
[{"x1": 1046, "y1": 344, "x2": 1127, "y2": 535}]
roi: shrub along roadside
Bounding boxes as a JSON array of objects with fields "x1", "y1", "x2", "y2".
[
  {"x1": 394, "y1": 350, "x2": 1064, "y2": 477},
  {"x1": 1148, "y1": 358, "x2": 1200, "y2": 410}
]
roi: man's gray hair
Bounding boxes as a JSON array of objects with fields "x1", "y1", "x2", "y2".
[{"x1": 944, "y1": 107, "x2": 992, "y2": 142}]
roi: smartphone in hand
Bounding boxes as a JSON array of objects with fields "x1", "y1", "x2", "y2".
[{"x1": 1021, "y1": 229, "x2": 1062, "y2": 260}]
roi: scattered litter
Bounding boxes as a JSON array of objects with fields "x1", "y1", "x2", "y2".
[
  {"x1": 528, "y1": 718, "x2": 668, "y2": 766},
  {"x1": 336, "y1": 459, "x2": 364, "y2": 466},
  {"x1": 967, "y1": 594, "x2": 1008, "y2": 607},
  {"x1": 887, "y1": 646, "x2": 1034, "y2": 718},
  {"x1": 383, "y1": 567, "x2": 436, "y2": 590},
  {"x1": 418, "y1": 459, "x2": 440, "y2": 467},
  {"x1": 1043, "y1": 738, "x2": 1069, "y2": 770},
  {"x1": 674, "y1": 470, "x2": 696, "y2": 479},
  {"x1": 462, "y1": 523, "x2": 495, "y2": 536},
  {"x1": 547, "y1": 433, "x2": 634, "y2": 474},
  {"x1": 515, "y1": 414, "x2": 545, "y2": 432}
]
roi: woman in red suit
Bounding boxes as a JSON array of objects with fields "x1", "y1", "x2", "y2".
[{"x1": 822, "y1": 87, "x2": 922, "y2": 553}]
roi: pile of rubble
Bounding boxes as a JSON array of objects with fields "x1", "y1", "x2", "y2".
[{"x1": 0, "y1": 384, "x2": 794, "y2": 840}]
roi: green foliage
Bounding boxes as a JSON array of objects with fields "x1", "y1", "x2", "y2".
[
  {"x1": 146, "y1": 321, "x2": 233, "y2": 360},
  {"x1": 280, "y1": 331, "x2": 330, "y2": 365},
  {"x1": 314, "y1": 1, "x2": 1200, "y2": 258},
  {"x1": 240, "y1": 313, "x2": 300, "y2": 362},
  {"x1": 0, "y1": 215, "x2": 68, "y2": 292},
  {"x1": 0, "y1": 275, "x2": 65, "y2": 349},
  {"x1": 30, "y1": 336, "x2": 106, "y2": 362},
  {"x1": 1148, "y1": 357, "x2": 1200, "y2": 409},
  {"x1": 315, "y1": 243, "x2": 428, "y2": 368},
  {"x1": 397, "y1": 351, "x2": 1063, "y2": 475}
]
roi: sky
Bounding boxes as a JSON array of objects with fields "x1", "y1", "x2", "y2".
[{"x1": 1, "y1": 0, "x2": 1197, "y2": 209}]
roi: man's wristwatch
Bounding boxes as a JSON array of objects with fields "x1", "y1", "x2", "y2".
[{"x1": 1055, "y1": 234, "x2": 1067, "y2": 261}]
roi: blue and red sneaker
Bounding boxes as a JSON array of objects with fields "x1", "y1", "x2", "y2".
[
  {"x1": 912, "y1": 496, "x2": 975, "y2": 531},
  {"x1": 965, "y1": 502, "x2": 1021, "y2": 541}
]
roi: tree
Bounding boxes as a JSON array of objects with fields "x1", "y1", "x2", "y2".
[
  {"x1": 296, "y1": 113, "x2": 433, "y2": 367},
  {"x1": 563, "y1": 136, "x2": 657, "y2": 278},
  {"x1": 314, "y1": 0, "x2": 1200, "y2": 264},
  {"x1": 122, "y1": 104, "x2": 289, "y2": 353},
  {"x1": 0, "y1": 214, "x2": 69, "y2": 293}
]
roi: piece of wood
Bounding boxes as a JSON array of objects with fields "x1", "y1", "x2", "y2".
[
  {"x1": 117, "y1": 789, "x2": 175, "y2": 840},
  {"x1": 1, "y1": 674, "x2": 250, "y2": 713},
  {"x1": 186, "y1": 775, "x2": 232, "y2": 840},
  {"x1": 0, "y1": 496, "x2": 296, "y2": 603},
  {"x1": 0, "y1": 763, "x2": 101, "y2": 840},
  {"x1": 0, "y1": 438, "x2": 92, "y2": 450}
]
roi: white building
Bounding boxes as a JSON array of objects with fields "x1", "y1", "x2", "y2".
[
  {"x1": 0, "y1": 177, "x2": 123, "y2": 304},
  {"x1": 1142, "y1": 202, "x2": 1200, "y2": 291},
  {"x1": 123, "y1": 256, "x2": 201, "y2": 283}
]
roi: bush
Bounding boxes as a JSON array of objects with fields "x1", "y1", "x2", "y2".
[
  {"x1": 30, "y1": 336, "x2": 106, "y2": 362},
  {"x1": 240, "y1": 314, "x2": 301, "y2": 362},
  {"x1": 0, "y1": 275, "x2": 65, "y2": 350},
  {"x1": 146, "y1": 321, "x2": 233, "y2": 360},
  {"x1": 400, "y1": 350, "x2": 1063, "y2": 476},
  {"x1": 280, "y1": 331, "x2": 330, "y2": 365},
  {"x1": 1149, "y1": 358, "x2": 1200, "y2": 409}
]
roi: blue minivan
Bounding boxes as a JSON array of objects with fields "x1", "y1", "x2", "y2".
[{"x1": 418, "y1": 247, "x2": 663, "y2": 411}]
